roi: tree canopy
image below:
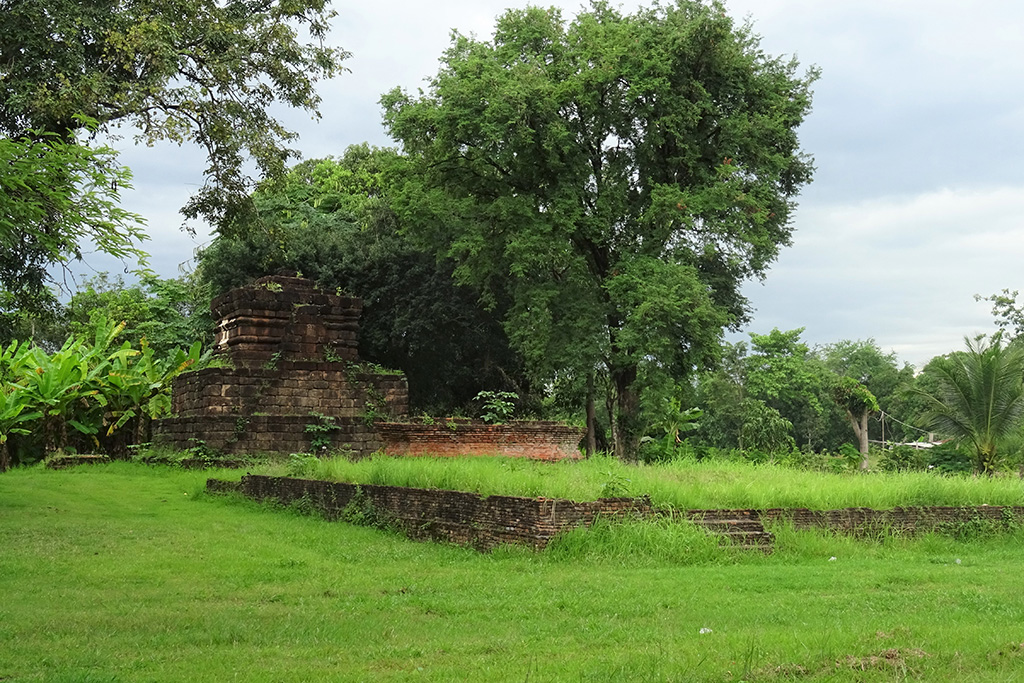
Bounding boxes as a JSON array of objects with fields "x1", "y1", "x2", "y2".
[
  {"x1": 1, "y1": 0, "x2": 347, "y2": 230},
  {"x1": 382, "y1": 0, "x2": 817, "y2": 459},
  {"x1": 197, "y1": 145, "x2": 530, "y2": 414},
  {"x1": 1, "y1": 0, "x2": 347, "y2": 332},
  {"x1": 0, "y1": 123, "x2": 146, "y2": 340}
]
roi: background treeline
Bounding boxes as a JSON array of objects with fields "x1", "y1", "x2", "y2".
[
  {"x1": 5, "y1": 1, "x2": 1024, "y2": 473},
  {"x1": 6, "y1": 143, "x2": 1015, "y2": 476}
]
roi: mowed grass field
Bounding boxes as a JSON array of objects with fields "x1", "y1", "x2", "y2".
[{"x1": 4, "y1": 463, "x2": 1024, "y2": 681}]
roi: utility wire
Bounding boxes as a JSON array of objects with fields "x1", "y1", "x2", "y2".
[{"x1": 875, "y1": 410, "x2": 931, "y2": 437}]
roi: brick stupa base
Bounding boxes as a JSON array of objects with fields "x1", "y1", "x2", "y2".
[{"x1": 154, "y1": 276, "x2": 408, "y2": 456}]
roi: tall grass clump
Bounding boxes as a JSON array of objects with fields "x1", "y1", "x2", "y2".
[
  {"x1": 291, "y1": 453, "x2": 1024, "y2": 511},
  {"x1": 637, "y1": 459, "x2": 1024, "y2": 510},
  {"x1": 545, "y1": 516, "x2": 728, "y2": 566}
]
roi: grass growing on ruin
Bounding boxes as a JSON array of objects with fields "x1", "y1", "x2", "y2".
[
  {"x1": 285, "y1": 453, "x2": 1024, "y2": 510},
  {"x1": 5, "y1": 463, "x2": 1024, "y2": 682}
]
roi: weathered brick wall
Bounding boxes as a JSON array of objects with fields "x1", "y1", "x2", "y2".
[
  {"x1": 158, "y1": 416, "x2": 385, "y2": 456},
  {"x1": 211, "y1": 275, "x2": 361, "y2": 363},
  {"x1": 211, "y1": 474, "x2": 1024, "y2": 551},
  {"x1": 759, "y1": 505, "x2": 1024, "y2": 535},
  {"x1": 222, "y1": 475, "x2": 649, "y2": 550},
  {"x1": 377, "y1": 420, "x2": 584, "y2": 461},
  {"x1": 170, "y1": 364, "x2": 408, "y2": 419}
]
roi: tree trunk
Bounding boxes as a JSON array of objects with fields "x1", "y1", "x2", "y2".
[
  {"x1": 43, "y1": 414, "x2": 67, "y2": 456},
  {"x1": 612, "y1": 364, "x2": 640, "y2": 462},
  {"x1": 845, "y1": 409, "x2": 870, "y2": 470},
  {"x1": 585, "y1": 373, "x2": 597, "y2": 457},
  {"x1": 0, "y1": 441, "x2": 10, "y2": 472}
]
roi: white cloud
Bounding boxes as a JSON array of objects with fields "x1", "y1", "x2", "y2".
[{"x1": 742, "y1": 185, "x2": 1024, "y2": 366}]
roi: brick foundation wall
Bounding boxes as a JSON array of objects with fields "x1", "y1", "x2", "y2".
[
  {"x1": 211, "y1": 474, "x2": 1024, "y2": 551},
  {"x1": 758, "y1": 505, "x2": 1024, "y2": 535},
  {"x1": 157, "y1": 416, "x2": 385, "y2": 456},
  {"x1": 218, "y1": 475, "x2": 648, "y2": 550},
  {"x1": 377, "y1": 420, "x2": 584, "y2": 461}
]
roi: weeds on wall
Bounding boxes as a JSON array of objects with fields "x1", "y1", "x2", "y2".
[
  {"x1": 475, "y1": 390, "x2": 517, "y2": 424},
  {"x1": 938, "y1": 507, "x2": 1023, "y2": 541},
  {"x1": 130, "y1": 440, "x2": 256, "y2": 469},
  {"x1": 304, "y1": 412, "x2": 342, "y2": 453},
  {"x1": 338, "y1": 485, "x2": 397, "y2": 531}
]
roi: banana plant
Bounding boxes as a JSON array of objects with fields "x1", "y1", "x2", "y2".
[
  {"x1": 100, "y1": 336, "x2": 201, "y2": 449},
  {"x1": 2, "y1": 315, "x2": 203, "y2": 463},
  {"x1": 0, "y1": 384, "x2": 42, "y2": 471},
  {"x1": 18, "y1": 338, "x2": 99, "y2": 453}
]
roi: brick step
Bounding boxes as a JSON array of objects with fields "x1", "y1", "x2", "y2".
[
  {"x1": 689, "y1": 510, "x2": 761, "y2": 523},
  {"x1": 692, "y1": 518, "x2": 766, "y2": 533},
  {"x1": 688, "y1": 514, "x2": 775, "y2": 551},
  {"x1": 709, "y1": 530, "x2": 775, "y2": 552}
]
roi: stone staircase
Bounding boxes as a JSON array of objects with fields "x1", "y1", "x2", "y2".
[{"x1": 687, "y1": 509, "x2": 774, "y2": 551}]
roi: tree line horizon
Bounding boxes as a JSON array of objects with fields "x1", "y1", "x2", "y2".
[{"x1": 3, "y1": 0, "x2": 1023, "y2": 470}]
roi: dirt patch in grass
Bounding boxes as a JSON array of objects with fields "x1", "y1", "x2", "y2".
[{"x1": 839, "y1": 647, "x2": 930, "y2": 671}]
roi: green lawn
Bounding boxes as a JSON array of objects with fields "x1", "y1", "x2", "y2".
[
  {"x1": 291, "y1": 452, "x2": 1024, "y2": 510},
  {"x1": 4, "y1": 463, "x2": 1024, "y2": 681}
]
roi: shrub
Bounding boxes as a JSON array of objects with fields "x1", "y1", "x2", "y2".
[{"x1": 877, "y1": 445, "x2": 930, "y2": 473}]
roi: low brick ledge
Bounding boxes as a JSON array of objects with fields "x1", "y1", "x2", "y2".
[
  {"x1": 208, "y1": 474, "x2": 646, "y2": 550},
  {"x1": 208, "y1": 475, "x2": 1024, "y2": 552},
  {"x1": 46, "y1": 454, "x2": 111, "y2": 470},
  {"x1": 377, "y1": 420, "x2": 584, "y2": 461}
]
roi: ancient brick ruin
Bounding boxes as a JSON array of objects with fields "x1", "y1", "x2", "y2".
[
  {"x1": 153, "y1": 276, "x2": 408, "y2": 456},
  {"x1": 377, "y1": 419, "x2": 584, "y2": 461},
  {"x1": 210, "y1": 474, "x2": 648, "y2": 550},
  {"x1": 209, "y1": 474, "x2": 1024, "y2": 552}
]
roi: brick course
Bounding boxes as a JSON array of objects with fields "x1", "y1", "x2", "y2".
[
  {"x1": 377, "y1": 420, "x2": 583, "y2": 461},
  {"x1": 219, "y1": 474, "x2": 648, "y2": 550},
  {"x1": 210, "y1": 474, "x2": 1024, "y2": 551}
]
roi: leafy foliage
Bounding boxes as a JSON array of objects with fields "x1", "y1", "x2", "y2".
[
  {"x1": 0, "y1": 122, "x2": 146, "y2": 339},
  {"x1": 976, "y1": 289, "x2": 1024, "y2": 340},
  {"x1": 830, "y1": 375, "x2": 879, "y2": 467},
  {"x1": 475, "y1": 391, "x2": 518, "y2": 425},
  {"x1": 744, "y1": 328, "x2": 828, "y2": 449},
  {"x1": 382, "y1": 1, "x2": 817, "y2": 459},
  {"x1": 914, "y1": 335, "x2": 1024, "y2": 474},
  {"x1": 1, "y1": 0, "x2": 346, "y2": 329},
  {"x1": 695, "y1": 332, "x2": 916, "y2": 460},
  {"x1": 0, "y1": 319, "x2": 200, "y2": 468},
  {"x1": 198, "y1": 146, "x2": 530, "y2": 414},
  {"x1": 1, "y1": 0, "x2": 348, "y2": 233},
  {"x1": 65, "y1": 272, "x2": 213, "y2": 356}
]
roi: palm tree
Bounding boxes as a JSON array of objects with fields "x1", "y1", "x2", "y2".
[{"x1": 916, "y1": 335, "x2": 1024, "y2": 474}]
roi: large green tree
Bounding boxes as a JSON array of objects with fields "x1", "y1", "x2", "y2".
[
  {"x1": 198, "y1": 146, "x2": 530, "y2": 414},
  {"x1": 1, "y1": 0, "x2": 347, "y2": 329},
  {"x1": 0, "y1": 125, "x2": 146, "y2": 341},
  {"x1": 819, "y1": 338, "x2": 914, "y2": 463},
  {"x1": 382, "y1": 1, "x2": 816, "y2": 459},
  {"x1": 696, "y1": 341, "x2": 794, "y2": 454},
  {"x1": 744, "y1": 328, "x2": 828, "y2": 450}
]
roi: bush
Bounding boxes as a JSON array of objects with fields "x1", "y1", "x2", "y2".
[
  {"x1": 877, "y1": 445, "x2": 931, "y2": 473},
  {"x1": 927, "y1": 442, "x2": 973, "y2": 475}
]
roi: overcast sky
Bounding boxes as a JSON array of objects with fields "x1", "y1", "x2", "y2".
[{"x1": 91, "y1": 0, "x2": 1024, "y2": 369}]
